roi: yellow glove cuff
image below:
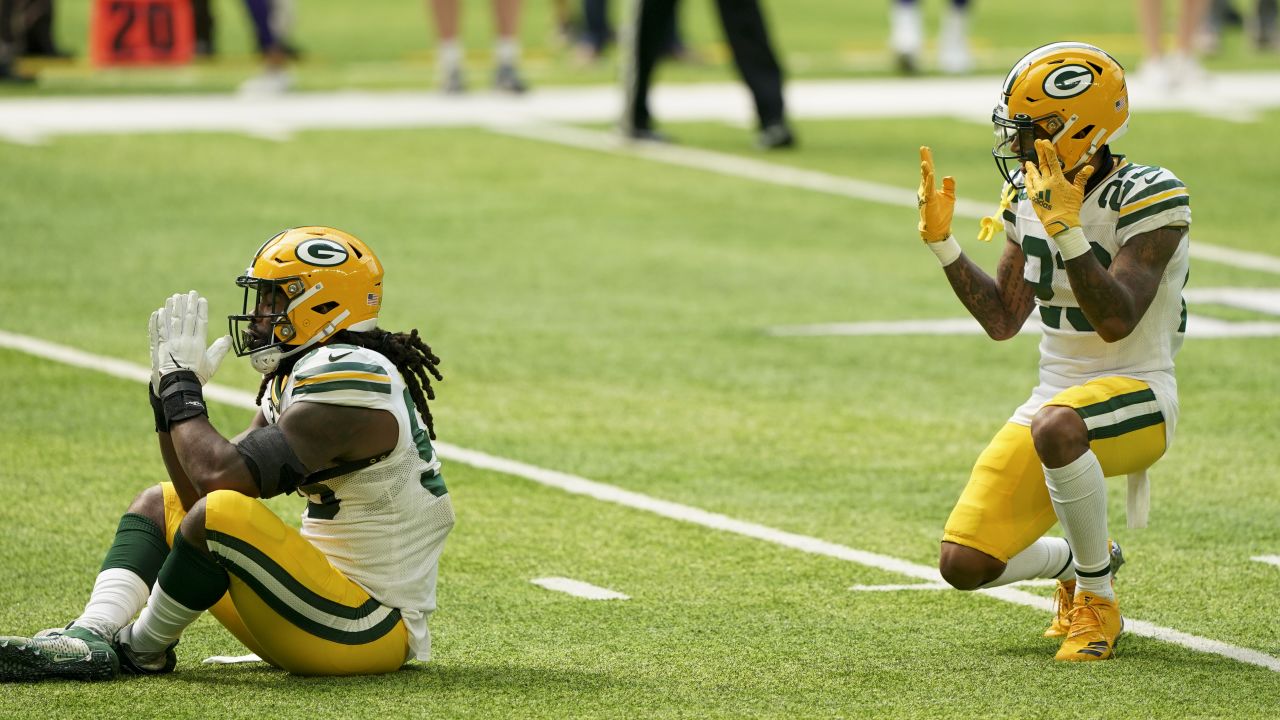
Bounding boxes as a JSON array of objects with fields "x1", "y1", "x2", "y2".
[{"x1": 1053, "y1": 226, "x2": 1091, "y2": 261}]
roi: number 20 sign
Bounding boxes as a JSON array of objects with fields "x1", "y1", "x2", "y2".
[{"x1": 90, "y1": 0, "x2": 194, "y2": 67}]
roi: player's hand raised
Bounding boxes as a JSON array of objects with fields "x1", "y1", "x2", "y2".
[
  {"x1": 917, "y1": 146, "x2": 956, "y2": 243},
  {"x1": 156, "y1": 290, "x2": 232, "y2": 385},
  {"x1": 1023, "y1": 139, "x2": 1094, "y2": 237}
]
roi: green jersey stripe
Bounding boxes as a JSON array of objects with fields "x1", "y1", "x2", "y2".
[
  {"x1": 294, "y1": 379, "x2": 393, "y2": 395},
  {"x1": 1088, "y1": 411, "x2": 1165, "y2": 440},
  {"x1": 420, "y1": 470, "x2": 448, "y2": 497},
  {"x1": 295, "y1": 361, "x2": 389, "y2": 380},
  {"x1": 1124, "y1": 178, "x2": 1186, "y2": 205},
  {"x1": 1074, "y1": 389, "x2": 1158, "y2": 420},
  {"x1": 1003, "y1": 209, "x2": 1017, "y2": 223},
  {"x1": 1039, "y1": 306, "x2": 1095, "y2": 332},
  {"x1": 1117, "y1": 196, "x2": 1190, "y2": 229}
]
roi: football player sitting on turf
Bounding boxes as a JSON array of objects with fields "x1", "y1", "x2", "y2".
[
  {"x1": 0, "y1": 227, "x2": 455, "y2": 680},
  {"x1": 917, "y1": 42, "x2": 1190, "y2": 661}
]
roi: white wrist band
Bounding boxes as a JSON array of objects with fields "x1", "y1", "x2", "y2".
[
  {"x1": 1053, "y1": 226, "x2": 1091, "y2": 261},
  {"x1": 927, "y1": 235, "x2": 963, "y2": 266}
]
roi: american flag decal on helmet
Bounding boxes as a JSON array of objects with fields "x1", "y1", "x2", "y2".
[{"x1": 367, "y1": 293, "x2": 380, "y2": 306}]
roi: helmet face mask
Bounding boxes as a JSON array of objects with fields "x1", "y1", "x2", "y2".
[
  {"x1": 228, "y1": 227, "x2": 384, "y2": 374},
  {"x1": 992, "y1": 112, "x2": 1063, "y2": 188},
  {"x1": 229, "y1": 276, "x2": 302, "y2": 361},
  {"x1": 991, "y1": 41, "x2": 1129, "y2": 188}
]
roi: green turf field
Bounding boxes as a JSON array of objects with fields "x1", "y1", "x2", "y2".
[{"x1": 2, "y1": 3, "x2": 1280, "y2": 718}]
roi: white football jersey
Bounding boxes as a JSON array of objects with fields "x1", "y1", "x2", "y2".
[
  {"x1": 1003, "y1": 156, "x2": 1191, "y2": 440},
  {"x1": 262, "y1": 343, "x2": 455, "y2": 661}
]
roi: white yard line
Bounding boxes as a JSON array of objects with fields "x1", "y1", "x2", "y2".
[
  {"x1": 1252, "y1": 556, "x2": 1280, "y2": 568},
  {"x1": 849, "y1": 583, "x2": 955, "y2": 592},
  {"x1": 767, "y1": 316, "x2": 1280, "y2": 339},
  {"x1": 766, "y1": 286, "x2": 1280, "y2": 338},
  {"x1": 850, "y1": 580, "x2": 1057, "y2": 591},
  {"x1": 5, "y1": 73, "x2": 1280, "y2": 139},
  {"x1": 489, "y1": 122, "x2": 1280, "y2": 277},
  {"x1": 3, "y1": 329, "x2": 1278, "y2": 672},
  {"x1": 531, "y1": 577, "x2": 630, "y2": 600}
]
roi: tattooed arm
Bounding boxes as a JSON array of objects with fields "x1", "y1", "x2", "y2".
[
  {"x1": 1063, "y1": 226, "x2": 1184, "y2": 342},
  {"x1": 942, "y1": 236, "x2": 1037, "y2": 341}
]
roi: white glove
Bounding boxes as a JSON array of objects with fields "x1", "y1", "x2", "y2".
[
  {"x1": 156, "y1": 290, "x2": 233, "y2": 385},
  {"x1": 148, "y1": 309, "x2": 163, "y2": 393}
]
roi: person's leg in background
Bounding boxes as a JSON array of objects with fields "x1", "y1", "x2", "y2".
[
  {"x1": 712, "y1": 0, "x2": 794, "y2": 149},
  {"x1": 493, "y1": 0, "x2": 528, "y2": 92},
  {"x1": 238, "y1": 0, "x2": 293, "y2": 94},
  {"x1": 579, "y1": 0, "x2": 609, "y2": 62},
  {"x1": 22, "y1": 0, "x2": 69, "y2": 58},
  {"x1": 192, "y1": 0, "x2": 216, "y2": 57},
  {"x1": 1136, "y1": 0, "x2": 1169, "y2": 84},
  {"x1": 1259, "y1": 0, "x2": 1279, "y2": 49},
  {"x1": 428, "y1": 0, "x2": 466, "y2": 92},
  {"x1": 939, "y1": 0, "x2": 973, "y2": 74},
  {"x1": 621, "y1": 0, "x2": 678, "y2": 141},
  {"x1": 0, "y1": 0, "x2": 34, "y2": 83},
  {"x1": 270, "y1": 0, "x2": 302, "y2": 59},
  {"x1": 889, "y1": 0, "x2": 923, "y2": 74}
]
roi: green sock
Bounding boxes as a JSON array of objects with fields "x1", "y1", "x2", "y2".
[
  {"x1": 157, "y1": 531, "x2": 229, "y2": 611},
  {"x1": 100, "y1": 513, "x2": 169, "y2": 584}
]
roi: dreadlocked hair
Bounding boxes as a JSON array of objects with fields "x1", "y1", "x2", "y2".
[{"x1": 253, "y1": 328, "x2": 444, "y2": 438}]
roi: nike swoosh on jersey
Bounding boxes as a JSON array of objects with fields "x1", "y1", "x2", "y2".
[{"x1": 329, "y1": 351, "x2": 353, "y2": 361}]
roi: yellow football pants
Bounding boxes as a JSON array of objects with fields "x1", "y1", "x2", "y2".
[
  {"x1": 942, "y1": 376, "x2": 1167, "y2": 563},
  {"x1": 160, "y1": 483, "x2": 409, "y2": 675}
]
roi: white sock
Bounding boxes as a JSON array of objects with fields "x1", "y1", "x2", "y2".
[
  {"x1": 890, "y1": 2, "x2": 923, "y2": 56},
  {"x1": 980, "y1": 537, "x2": 1074, "y2": 588},
  {"x1": 72, "y1": 568, "x2": 151, "y2": 640},
  {"x1": 939, "y1": 5, "x2": 973, "y2": 73},
  {"x1": 1044, "y1": 450, "x2": 1114, "y2": 600},
  {"x1": 438, "y1": 40, "x2": 463, "y2": 73},
  {"x1": 129, "y1": 584, "x2": 203, "y2": 653},
  {"x1": 495, "y1": 37, "x2": 520, "y2": 67}
]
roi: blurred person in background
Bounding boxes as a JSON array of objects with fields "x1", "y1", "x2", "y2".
[
  {"x1": 427, "y1": 0, "x2": 528, "y2": 94},
  {"x1": 1134, "y1": 0, "x2": 1212, "y2": 89},
  {"x1": 237, "y1": 0, "x2": 301, "y2": 94},
  {"x1": 20, "y1": 0, "x2": 70, "y2": 59},
  {"x1": 890, "y1": 0, "x2": 973, "y2": 75},
  {"x1": 577, "y1": 0, "x2": 690, "y2": 65},
  {"x1": 0, "y1": 0, "x2": 34, "y2": 82},
  {"x1": 1201, "y1": 0, "x2": 1277, "y2": 52},
  {"x1": 193, "y1": 0, "x2": 216, "y2": 57},
  {"x1": 623, "y1": 0, "x2": 794, "y2": 149}
]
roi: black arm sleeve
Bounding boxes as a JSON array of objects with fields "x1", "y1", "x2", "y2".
[{"x1": 234, "y1": 425, "x2": 309, "y2": 498}]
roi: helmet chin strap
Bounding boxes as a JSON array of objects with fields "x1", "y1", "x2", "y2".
[
  {"x1": 1066, "y1": 127, "x2": 1110, "y2": 174},
  {"x1": 248, "y1": 309, "x2": 354, "y2": 375},
  {"x1": 1050, "y1": 113, "x2": 1111, "y2": 173}
]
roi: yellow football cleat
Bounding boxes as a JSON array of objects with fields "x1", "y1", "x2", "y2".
[
  {"x1": 1044, "y1": 540, "x2": 1125, "y2": 639},
  {"x1": 1055, "y1": 591, "x2": 1123, "y2": 662},
  {"x1": 1044, "y1": 579, "x2": 1076, "y2": 638}
]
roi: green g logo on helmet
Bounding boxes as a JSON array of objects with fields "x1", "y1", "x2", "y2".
[{"x1": 1043, "y1": 64, "x2": 1094, "y2": 99}]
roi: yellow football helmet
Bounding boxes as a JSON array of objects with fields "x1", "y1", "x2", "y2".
[
  {"x1": 229, "y1": 226, "x2": 383, "y2": 374},
  {"x1": 993, "y1": 42, "x2": 1129, "y2": 187}
]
